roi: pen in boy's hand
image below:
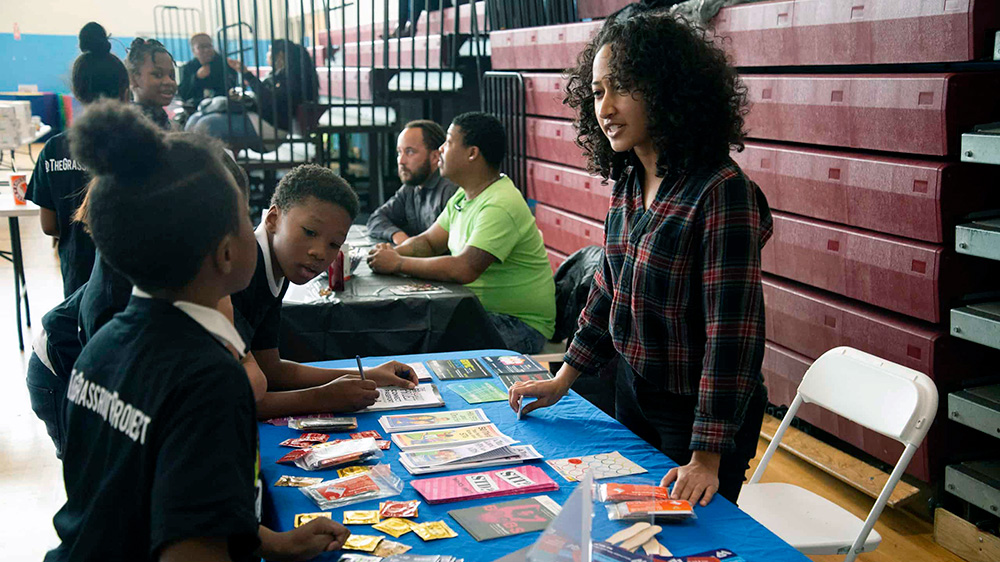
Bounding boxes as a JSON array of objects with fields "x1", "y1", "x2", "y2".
[{"x1": 356, "y1": 355, "x2": 365, "y2": 381}]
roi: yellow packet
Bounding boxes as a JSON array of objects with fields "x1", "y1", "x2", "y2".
[
  {"x1": 373, "y1": 540, "x2": 412, "y2": 557},
  {"x1": 338, "y1": 465, "x2": 372, "y2": 478},
  {"x1": 372, "y1": 517, "x2": 414, "y2": 538},
  {"x1": 343, "y1": 510, "x2": 380, "y2": 525},
  {"x1": 294, "y1": 512, "x2": 332, "y2": 528},
  {"x1": 343, "y1": 534, "x2": 384, "y2": 552},
  {"x1": 412, "y1": 521, "x2": 459, "y2": 541},
  {"x1": 274, "y1": 475, "x2": 324, "y2": 487}
]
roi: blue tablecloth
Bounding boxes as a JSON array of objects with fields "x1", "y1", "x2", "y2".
[{"x1": 259, "y1": 349, "x2": 808, "y2": 562}]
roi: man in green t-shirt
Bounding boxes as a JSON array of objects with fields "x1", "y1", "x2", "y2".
[{"x1": 368, "y1": 112, "x2": 556, "y2": 354}]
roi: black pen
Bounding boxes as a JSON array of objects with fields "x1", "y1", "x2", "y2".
[{"x1": 356, "y1": 355, "x2": 365, "y2": 381}]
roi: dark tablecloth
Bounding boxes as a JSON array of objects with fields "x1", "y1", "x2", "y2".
[{"x1": 279, "y1": 226, "x2": 506, "y2": 361}]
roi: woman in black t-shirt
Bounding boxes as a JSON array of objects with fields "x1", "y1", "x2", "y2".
[{"x1": 26, "y1": 22, "x2": 129, "y2": 298}]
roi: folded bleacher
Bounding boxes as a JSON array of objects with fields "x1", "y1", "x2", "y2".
[{"x1": 486, "y1": 0, "x2": 1000, "y2": 485}]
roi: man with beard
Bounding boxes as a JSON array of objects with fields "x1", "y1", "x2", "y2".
[{"x1": 367, "y1": 120, "x2": 458, "y2": 244}]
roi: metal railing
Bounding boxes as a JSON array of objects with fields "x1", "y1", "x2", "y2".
[
  {"x1": 154, "y1": 5, "x2": 205, "y2": 64},
  {"x1": 481, "y1": 71, "x2": 526, "y2": 196}
]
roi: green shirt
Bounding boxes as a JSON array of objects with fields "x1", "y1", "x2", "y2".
[{"x1": 437, "y1": 176, "x2": 556, "y2": 339}]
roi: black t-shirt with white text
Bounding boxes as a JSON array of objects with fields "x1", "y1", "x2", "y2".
[
  {"x1": 45, "y1": 297, "x2": 260, "y2": 562},
  {"x1": 26, "y1": 132, "x2": 96, "y2": 297},
  {"x1": 231, "y1": 238, "x2": 289, "y2": 352}
]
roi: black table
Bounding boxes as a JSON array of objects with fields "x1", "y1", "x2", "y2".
[{"x1": 279, "y1": 226, "x2": 506, "y2": 361}]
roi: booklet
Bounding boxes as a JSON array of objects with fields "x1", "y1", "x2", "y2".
[
  {"x1": 399, "y1": 436, "x2": 517, "y2": 468},
  {"x1": 427, "y1": 358, "x2": 492, "y2": 380},
  {"x1": 480, "y1": 355, "x2": 548, "y2": 375},
  {"x1": 448, "y1": 496, "x2": 562, "y2": 541},
  {"x1": 400, "y1": 444, "x2": 543, "y2": 476},
  {"x1": 412, "y1": 465, "x2": 558, "y2": 504},
  {"x1": 389, "y1": 283, "x2": 450, "y2": 295},
  {"x1": 497, "y1": 372, "x2": 554, "y2": 391},
  {"x1": 405, "y1": 362, "x2": 433, "y2": 382},
  {"x1": 391, "y1": 423, "x2": 506, "y2": 451},
  {"x1": 358, "y1": 384, "x2": 446, "y2": 413},
  {"x1": 449, "y1": 380, "x2": 508, "y2": 404},
  {"x1": 379, "y1": 409, "x2": 491, "y2": 434}
]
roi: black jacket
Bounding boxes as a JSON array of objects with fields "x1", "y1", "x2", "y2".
[
  {"x1": 178, "y1": 54, "x2": 238, "y2": 104},
  {"x1": 367, "y1": 170, "x2": 459, "y2": 241}
]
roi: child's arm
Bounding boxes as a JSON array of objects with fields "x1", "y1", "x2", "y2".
[
  {"x1": 253, "y1": 348, "x2": 418, "y2": 391},
  {"x1": 255, "y1": 377, "x2": 380, "y2": 418},
  {"x1": 258, "y1": 521, "x2": 349, "y2": 562}
]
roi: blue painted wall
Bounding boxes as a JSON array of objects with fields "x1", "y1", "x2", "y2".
[{"x1": 0, "y1": 32, "x2": 276, "y2": 95}]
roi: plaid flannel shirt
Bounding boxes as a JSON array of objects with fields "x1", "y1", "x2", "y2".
[{"x1": 564, "y1": 155, "x2": 772, "y2": 453}]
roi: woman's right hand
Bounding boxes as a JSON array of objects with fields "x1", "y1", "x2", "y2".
[
  {"x1": 226, "y1": 58, "x2": 246, "y2": 72},
  {"x1": 508, "y1": 373, "x2": 574, "y2": 416}
]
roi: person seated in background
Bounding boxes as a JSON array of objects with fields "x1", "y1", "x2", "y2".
[
  {"x1": 125, "y1": 38, "x2": 177, "y2": 130},
  {"x1": 227, "y1": 39, "x2": 318, "y2": 140},
  {"x1": 368, "y1": 112, "x2": 556, "y2": 354},
  {"x1": 367, "y1": 120, "x2": 458, "y2": 244},
  {"x1": 27, "y1": 22, "x2": 129, "y2": 298},
  {"x1": 178, "y1": 33, "x2": 237, "y2": 106}
]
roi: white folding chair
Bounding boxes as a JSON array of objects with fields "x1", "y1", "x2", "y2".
[{"x1": 739, "y1": 346, "x2": 938, "y2": 562}]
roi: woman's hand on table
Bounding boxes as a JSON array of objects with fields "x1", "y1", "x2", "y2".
[
  {"x1": 268, "y1": 518, "x2": 351, "y2": 561},
  {"x1": 364, "y1": 360, "x2": 418, "y2": 389},
  {"x1": 660, "y1": 450, "x2": 721, "y2": 507},
  {"x1": 508, "y1": 376, "x2": 572, "y2": 416},
  {"x1": 367, "y1": 245, "x2": 402, "y2": 274},
  {"x1": 318, "y1": 377, "x2": 380, "y2": 411}
]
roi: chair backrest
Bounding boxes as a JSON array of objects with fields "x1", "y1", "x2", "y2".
[{"x1": 798, "y1": 347, "x2": 938, "y2": 447}]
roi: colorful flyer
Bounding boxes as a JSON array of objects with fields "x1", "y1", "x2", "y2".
[
  {"x1": 399, "y1": 436, "x2": 517, "y2": 468},
  {"x1": 359, "y1": 384, "x2": 446, "y2": 412},
  {"x1": 447, "y1": 496, "x2": 561, "y2": 541},
  {"x1": 379, "y1": 408, "x2": 491, "y2": 433},
  {"x1": 480, "y1": 355, "x2": 548, "y2": 375},
  {"x1": 547, "y1": 452, "x2": 647, "y2": 482},
  {"x1": 391, "y1": 423, "x2": 506, "y2": 451},
  {"x1": 412, "y1": 465, "x2": 558, "y2": 504},
  {"x1": 497, "y1": 372, "x2": 555, "y2": 391},
  {"x1": 426, "y1": 358, "x2": 492, "y2": 380},
  {"x1": 449, "y1": 381, "x2": 508, "y2": 404}
]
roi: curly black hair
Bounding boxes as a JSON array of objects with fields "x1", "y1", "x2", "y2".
[
  {"x1": 564, "y1": 11, "x2": 748, "y2": 179},
  {"x1": 271, "y1": 164, "x2": 360, "y2": 220}
]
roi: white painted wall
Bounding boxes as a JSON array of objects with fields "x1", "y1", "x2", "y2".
[{"x1": 1, "y1": 0, "x2": 212, "y2": 37}]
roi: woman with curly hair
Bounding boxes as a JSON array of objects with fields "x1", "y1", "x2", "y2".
[{"x1": 510, "y1": 9, "x2": 772, "y2": 507}]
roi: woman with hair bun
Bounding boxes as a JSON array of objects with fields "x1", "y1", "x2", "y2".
[
  {"x1": 125, "y1": 37, "x2": 178, "y2": 129},
  {"x1": 510, "y1": 10, "x2": 772, "y2": 507},
  {"x1": 26, "y1": 21, "x2": 129, "y2": 299}
]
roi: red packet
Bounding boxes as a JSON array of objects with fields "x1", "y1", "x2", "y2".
[
  {"x1": 379, "y1": 500, "x2": 420, "y2": 518},
  {"x1": 277, "y1": 449, "x2": 311, "y2": 464},
  {"x1": 280, "y1": 438, "x2": 317, "y2": 449},
  {"x1": 599, "y1": 483, "x2": 671, "y2": 502},
  {"x1": 376, "y1": 440, "x2": 391, "y2": 451},
  {"x1": 352, "y1": 430, "x2": 383, "y2": 440},
  {"x1": 315, "y1": 474, "x2": 380, "y2": 501},
  {"x1": 298, "y1": 433, "x2": 330, "y2": 443}
]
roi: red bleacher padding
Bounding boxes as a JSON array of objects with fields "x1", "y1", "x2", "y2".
[
  {"x1": 714, "y1": 0, "x2": 1000, "y2": 67},
  {"x1": 733, "y1": 141, "x2": 1000, "y2": 243},
  {"x1": 491, "y1": 21, "x2": 602, "y2": 70},
  {"x1": 761, "y1": 212, "x2": 997, "y2": 324},
  {"x1": 342, "y1": 35, "x2": 443, "y2": 69},
  {"x1": 577, "y1": 0, "x2": 631, "y2": 20},
  {"x1": 317, "y1": 67, "x2": 374, "y2": 100},
  {"x1": 524, "y1": 73, "x2": 575, "y2": 119},
  {"x1": 526, "y1": 117, "x2": 588, "y2": 169},
  {"x1": 743, "y1": 73, "x2": 1000, "y2": 156},
  {"x1": 527, "y1": 160, "x2": 610, "y2": 222},
  {"x1": 762, "y1": 341, "x2": 933, "y2": 481},
  {"x1": 317, "y1": 19, "x2": 398, "y2": 47},
  {"x1": 546, "y1": 248, "x2": 569, "y2": 274},
  {"x1": 307, "y1": 45, "x2": 327, "y2": 64},
  {"x1": 416, "y1": 2, "x2": 487, "y2": 36},
  {"x1": 535, "y1": 204, "x2": 605, "y2": 256}
]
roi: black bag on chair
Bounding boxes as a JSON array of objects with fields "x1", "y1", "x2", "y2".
[{"x1": 552, "y1": 245, "x2": 604, "y2": 345}]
